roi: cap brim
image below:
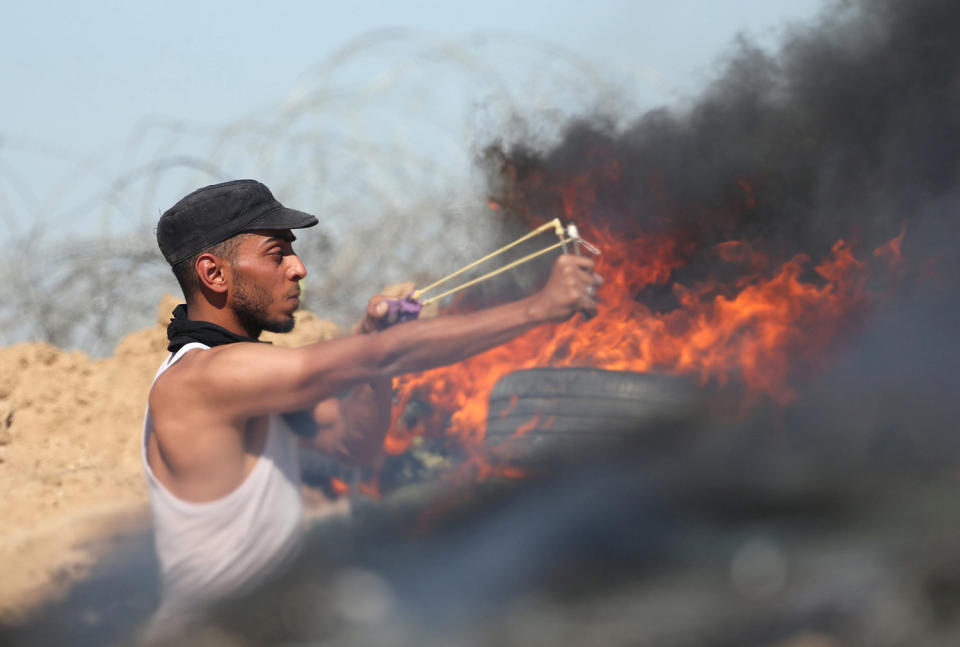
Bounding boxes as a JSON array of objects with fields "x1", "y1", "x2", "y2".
[{"x1": 243, "y1": 206, "x2": 319, "y2": 232}]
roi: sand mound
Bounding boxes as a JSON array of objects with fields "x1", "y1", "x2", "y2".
[{"x1": 0, "y1": 296, "x2": 340, "y2": 622}]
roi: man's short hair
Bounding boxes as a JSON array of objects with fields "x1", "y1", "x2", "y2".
[{"x1": 169, "y1": 235, "x2": 244, "y2": 298}]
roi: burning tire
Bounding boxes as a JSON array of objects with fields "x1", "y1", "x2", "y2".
[{"x1": 485, "y1": 368, "x2": 702, "y2": 458}]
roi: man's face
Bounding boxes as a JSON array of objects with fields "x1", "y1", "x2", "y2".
[{"x1": 228, "y1": 230, "x2": 306, "y2": 335}]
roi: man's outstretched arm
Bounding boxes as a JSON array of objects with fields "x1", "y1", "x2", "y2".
[{"x1": 197, "y1": 254, "x2": 600, "y2": 421}]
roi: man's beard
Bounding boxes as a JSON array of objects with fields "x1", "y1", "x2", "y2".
[{"x1": 233, "y1": 274, "x2": 295, "y2": 336}]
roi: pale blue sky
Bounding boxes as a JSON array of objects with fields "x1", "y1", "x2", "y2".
[{"x1": 0, "y1": 0, "x2": 824, "y2": 243}]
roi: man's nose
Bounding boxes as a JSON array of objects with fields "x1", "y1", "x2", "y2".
[{"x1": 286, "y1": 254, "x2": 307, "y2": 281}]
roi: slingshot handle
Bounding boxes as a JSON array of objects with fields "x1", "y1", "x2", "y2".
[
  {"x1": 383, "y1": 293, "x2": 423, "y2": 325},
  {"x1": 567, "y1": 224, "x2": 595, "y2": 321}
]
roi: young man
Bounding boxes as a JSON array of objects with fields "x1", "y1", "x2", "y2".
[{"x1": 142, "y1": 179, "x2": 601, "y2": 632}]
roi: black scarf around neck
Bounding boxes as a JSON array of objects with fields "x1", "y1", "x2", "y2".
[
  {"x1": 165, "y1": 304, "x2": 316, "y2": 437},
  {"x1": 166, "y1": 304, "x2": 263, "y2": 352}
]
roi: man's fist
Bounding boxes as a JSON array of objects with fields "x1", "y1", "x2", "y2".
[
  {"x1": 355, "y1": 281, "x2": 438, "y2": 334},
  {"x1": 532, "y1": 254, "x2": 603, "y2": 323}
]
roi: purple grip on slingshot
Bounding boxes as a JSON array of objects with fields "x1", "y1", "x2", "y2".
[{"x1": 384, "y1": 294, "x2": 422, "y2": 325}]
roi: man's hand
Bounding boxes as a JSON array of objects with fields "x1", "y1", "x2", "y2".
[
  {"x1": 355, "y1": 281, "x2": 411, "y2": 334},
  {"x1": 308, "y1": 282, "x2": 420, "y2": 463},
  {"x1": 305, "y1": 397, "x2": 348, "y2": 457},
  {"x1": 355, "y1": 281, "x2": 438, "y2": 334},
  {"x1": 531, "y1": 254, "x2": 603, "y2": 323},
  {"x1": 329, "y1": 281, "x2": 423, "y2": 465}
]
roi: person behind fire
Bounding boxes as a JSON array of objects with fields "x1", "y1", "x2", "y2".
[{"x1": 141, "y1": 179, "x2": 601, "y2": 634}]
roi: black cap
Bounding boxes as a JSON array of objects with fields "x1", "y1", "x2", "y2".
[{"x1": 157, "y1": 179, "x2": 319, "y2": 266}]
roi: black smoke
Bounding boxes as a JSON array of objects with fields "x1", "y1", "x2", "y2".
[
  {"x1": 483, "y1": 0, "x2": 959, "y2": 276},
  {"x1": 480, "y1": 0, "x2": 960, "y2": 462}
]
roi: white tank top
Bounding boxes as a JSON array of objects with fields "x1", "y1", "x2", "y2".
[{"x1": 142, "y1": 342, "x2": 304, "y2": 611}]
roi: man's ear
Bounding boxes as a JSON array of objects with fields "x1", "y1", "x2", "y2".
[{"x1": 196, "y1": 253, "x2": 229, "y2": 294}]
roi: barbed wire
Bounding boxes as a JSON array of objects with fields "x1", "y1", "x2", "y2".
[{"x1": 0, "y1": 30, "x2": 655, "y2": 355}]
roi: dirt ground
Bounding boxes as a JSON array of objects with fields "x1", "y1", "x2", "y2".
[{"x1": 0, "y1": 296, "x2": 339, "y2": 624}]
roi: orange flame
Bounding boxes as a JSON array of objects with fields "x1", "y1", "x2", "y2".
[
  {"x1": 387, "y1": 221, "x2": 893, "y2": 460},
  {"x1": 374, "y1": 159, "x2": 914, "y2": 494},
  {"x1": 873, "y1": 222, "x2": 906, "y2": 267},
  {"x1": 512, "y1": 413, "x2": 542, "y2": 438},
  {"x1": 873, "y1": 222, "x2": 908, "y2": 289},
  {"x1": 329, "y1": 477, "x2": 351, "y2": 497}
]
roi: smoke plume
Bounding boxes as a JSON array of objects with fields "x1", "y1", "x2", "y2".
[
  {"x1": 480, "y1": 0, "x2": 960, "y2": 461},
  {"x1": 483, "y1": 0, "x2": 958, "y2": 271}
]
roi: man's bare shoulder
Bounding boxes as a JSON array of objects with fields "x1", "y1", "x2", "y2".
[
  {"x1": 149, "y1": 341, "x2": 311, "y2": 416},
  {"x1": 150, "y1": 344, "x2": 266, "y2": 406},
  {"x1": 147, "y1": 344, "x2": 276, "y2": 498}
]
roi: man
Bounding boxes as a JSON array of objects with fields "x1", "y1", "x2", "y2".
[{"x1": 142, "y1": 179, "x2": 601, "y2": 634}]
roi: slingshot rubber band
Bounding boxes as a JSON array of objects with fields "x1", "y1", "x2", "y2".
[
  {"x1": 411, "y1": 218, "x2": 565, "y2": 301},
  {"x1": 384, "y1": 219, "x2": 599, "y2": 320},
  {"x1": 420, "y1": 237, "x2": 576, "y2": 306}
]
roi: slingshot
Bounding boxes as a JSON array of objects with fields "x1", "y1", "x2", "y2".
[{"x1": 384, "y1": 218, "x2": 601, "y2": 324}]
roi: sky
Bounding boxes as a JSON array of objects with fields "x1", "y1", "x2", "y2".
[{"x1": 0, "y1": 0, "x2": 826, "y2": 244}]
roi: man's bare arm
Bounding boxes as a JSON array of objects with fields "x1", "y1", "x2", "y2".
[{"x1": 195, "y1": 254, "x2": 599, "y2": 421}]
